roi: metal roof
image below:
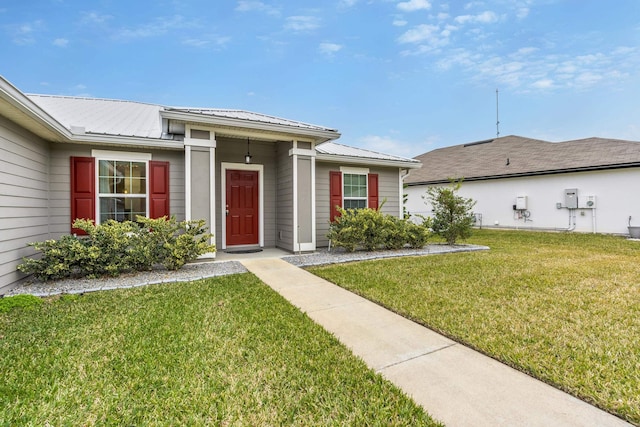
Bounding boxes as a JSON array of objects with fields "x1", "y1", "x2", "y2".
[
  {"x1": 26, "y1": 94, "x2": 338, "y2": 139},
  {"x1": 406, "y1": 135, "x2": 640, "y2": 184},
  {"x1": 166, "y1": 107, "x2": 336, "y2": 132},
  {"x1": 27, "y1": 95, "x2": 164, "y2": 138},
  {"x1": 316, "y1": 141, "x2": 420, "y2": 167}
]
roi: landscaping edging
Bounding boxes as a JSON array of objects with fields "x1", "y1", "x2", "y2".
[{"x1": 5, "y1": 244, "x2": 489, "y2": 297}]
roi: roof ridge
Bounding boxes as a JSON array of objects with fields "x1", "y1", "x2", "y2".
[{"x1": 27, "y1": 93, "x2": 162, "y2": 108}]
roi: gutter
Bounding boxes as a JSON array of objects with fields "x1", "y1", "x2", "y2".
[{"x1": 315, "y1": 153, "x2": 422, "y2": 169}]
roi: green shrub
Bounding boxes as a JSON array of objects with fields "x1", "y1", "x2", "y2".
[
  {"x1": 327, "y1": 207, "x2": 431, "y2": 252},
  {"x1": 17, "y1": 217, "x2": 216, "y2": 281},
  {"x1": 424, "y1": 179, "x2": 475, "y2": 245}
]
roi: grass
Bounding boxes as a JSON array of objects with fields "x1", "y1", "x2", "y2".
[
  {"x1": 0, "y1": 274, "x2": 440, "y2": 426},
  {"x1": 308, "y1": 229, "x2": 640, "y2": 425}
]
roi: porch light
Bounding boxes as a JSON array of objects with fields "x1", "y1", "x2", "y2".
[{"x1": 245, "y1": 137, "x2": 253, "y2": 164}]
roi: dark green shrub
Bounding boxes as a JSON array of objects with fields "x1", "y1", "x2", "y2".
[
  {"x1": 405, "y1": 216, "x2": 433, "y2": 249},
  {"x1": 17, "y1": 216, "x2": 216, "y2": 281},
  {"x1": 384, "y1": 216, "x2": 408, "y2": 250},
  {"x1": 17, "y1": 235, "x2": 92, "y2": 280},
  {"x1": 327, "y1": 207, "x2": 431, "y2": 252}
]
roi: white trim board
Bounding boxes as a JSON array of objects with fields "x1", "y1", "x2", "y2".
[{"x1": 220, "y1": 162, "x2": 265, "y2": 250}]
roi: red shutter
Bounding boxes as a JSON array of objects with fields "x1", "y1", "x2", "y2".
[
  {"x1": 70, "y1": 156, "x2": 95, "y2": 235},
  {"x1": 368, "y1": 173, "x2": 379, "y2": 210},
  {"x1": 329, "y1": 171, "x2": 342, "y2": 222},
  {"x1": 149, "y1": 160, "x2": 170, "y2": 219}
]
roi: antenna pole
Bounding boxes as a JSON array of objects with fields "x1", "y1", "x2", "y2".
[{"x1": 496, "y1": 88, "x2": 500, "y2": 138}]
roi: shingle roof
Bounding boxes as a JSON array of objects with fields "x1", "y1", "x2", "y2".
[
  {"x1": 316, "y1": 141, "x2": 420, "y2": 165},
  {"x1": 406, "y1": 135, "x2": 640, "y2": 184}
]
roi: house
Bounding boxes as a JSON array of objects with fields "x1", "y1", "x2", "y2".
[
  {"x1": 405, "y1": 135, "x2": 640, "y2": 235},
  {"x1": 0, "y1": 75, "x2": 420, "y2": 293}
]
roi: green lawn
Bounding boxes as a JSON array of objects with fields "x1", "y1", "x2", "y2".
[
  {"x1": 0, "y1": 274, "x2": 440, "y2": 426},
  {"x1": 309, "y1": 229, "x2": 640, "y2": 425}
]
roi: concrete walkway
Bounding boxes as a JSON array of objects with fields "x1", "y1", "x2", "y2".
[{"x1": 240, "y1": 257, "x2": 631, "y2": 427}]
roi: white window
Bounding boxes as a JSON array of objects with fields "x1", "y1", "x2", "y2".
[
  {"x1": 343, "y1": 173, "x2": 367, "y2": 209},
  {"x1": 98, "y1": 160, "x2": 147, "y2": 223},
  {"x1": 93, "y1": 150, "x2": 152, "y2": 223}
]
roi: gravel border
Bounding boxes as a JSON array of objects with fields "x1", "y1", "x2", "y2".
[{"x1": 5, "y1": 244, "x2": 488, "y2": 298}]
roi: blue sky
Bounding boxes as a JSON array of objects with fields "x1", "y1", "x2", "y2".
[{"x1": 2, "y1": 1, "x2": 640, "y2": 157}]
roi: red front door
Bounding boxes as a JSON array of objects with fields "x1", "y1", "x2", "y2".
[{"x1": 226, "y1": 169, "x2": 259, "y2": 246}]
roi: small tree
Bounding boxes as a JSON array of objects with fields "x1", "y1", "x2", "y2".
[{"x1": 424, "y1": 179, "x2": 476, "y2": 244}]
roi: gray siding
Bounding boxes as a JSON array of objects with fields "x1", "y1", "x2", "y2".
[
  {"x1": 0, "y1": 116, "x2": 51, "y2": 293},
  {"x1": 315, "y1": 161, "x2": 401, "y2": 247},
  {"x1": 49, "y1": 144, "x2": 185, "y2": 238},
  {"x1": 215, "y1": 137, "x2": 277, "y2": 248},
  {"x1": 276, "y1": 141, "x2": 293, "y2": 250}
]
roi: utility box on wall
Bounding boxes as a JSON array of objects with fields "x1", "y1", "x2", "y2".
[
  {"x1": 578, "y1": 195, "x2": 597, "y2": 209},
  {"x1": 515, "y1": 196, "x2": 527, "y2": 210},
  {"x1": 564, "y1": 188, "x2": 578, "y2": 209}
]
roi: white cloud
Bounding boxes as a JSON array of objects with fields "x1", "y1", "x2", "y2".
[
  {"x1": 284, "y1": 16, "x2": 321, "y2": 32},
  {"x1": 319, "y1": 42, "x2": 343, "y2": 56},
  {"x1": 115, "y1": 15, "x2": 192, "y2": 39},
  {"x1": 53, "y1": 38, "x2": 69, "y2": 47},
  {"x1": 516, "y1": 7, "x2": 529, "y2": 19},
  {"x1": 397, "y1": 0, "x2": 431, "y2": 12},
  {"x1": 393, "y1": 19, "x2": 408, "y2": 27},
  {"x1": 235, "y1": 1, "x2": 280, "y2": 16},
  {"x1": 532, "y1": 78, "x2": 554, "y2": 89},
  {"x1": 80, "y1": 11, "x2": 112, "y2": 25},
  {"x1": 397, "y1": 24, "x2": 439, "y2": 44},
  {"x1": 454, "y1": 11, "x2": 498, "y2": 24},
  {"x1": 339, "y1": 0, "x2": 359, "y2": 7},
  {"x1": 9, "y1": 20, "x2": 43, "y2": 45},
  {"x1": 183, "y1": 35, "x2": 231, "y2": 48},
  {"x1": 358, "y1": 135, "x2": 416, "y2": 158}
]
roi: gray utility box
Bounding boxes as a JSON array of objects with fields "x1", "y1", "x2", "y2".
[{"x1": 564, "y1": 188, "x2": 578, "y2": 209}]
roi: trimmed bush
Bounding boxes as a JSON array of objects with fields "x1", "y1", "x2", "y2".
[
  {"x1": 327, "y1": 207, "x2": 431, "y2": 252},
  {"x1": 17, "y1": 216, "x2": 215, "y2": 281}
]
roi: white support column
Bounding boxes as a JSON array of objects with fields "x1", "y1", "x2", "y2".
[
  {"x1": 292, "y1": 140, "x2": 298, "y2": 252},
  {"x1": 310, "y1": 141, "x2": 316, "y2": 250},
  {"x1": 210, "y1": 133, "x2": 217, "y2": 248},
  {"x1": 185, "y1": 144, "x2": 192, "y2": 221}
]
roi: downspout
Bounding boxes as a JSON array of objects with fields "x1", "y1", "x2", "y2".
[{"x1": 399, "y1": 169, "x2": 410, "y2": 219}]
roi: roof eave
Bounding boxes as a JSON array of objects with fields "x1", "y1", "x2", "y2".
[
  {"x1": 67, "y1": 133, "x2": 184, "y2": 150},
  {"x1": 0, "y1": 77, "x2": 72, "y2": 142},
  {"x1": 316, "y1": 153, "x2": 422, "y2": 169},
  {"x1": 405, "y1": 162, "x2": 640, "y2": 186},
  {"x1": 161, "y1": 110, "x2": 340, "y2": 143}
]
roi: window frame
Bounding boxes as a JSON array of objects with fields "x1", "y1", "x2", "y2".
[
  {"x1": 92, "y1": 150, "x2": 152, "y2": 224},
  {"x1": 340, "y1": 166, "x2": 369, "y2": 209}
]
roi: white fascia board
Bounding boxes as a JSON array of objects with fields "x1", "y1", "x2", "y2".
[
  {"x1": 161, "y1": 110, "x2": 340, "y2": 143},
  {"x1": 315, "y1": 153, "x2": 422, "y2": 169},
  {"x1": 0, "y1": 77, "x2": 72, "y2": 140}
]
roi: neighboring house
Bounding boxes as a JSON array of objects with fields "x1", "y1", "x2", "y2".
[
  {"x1": 405, "y1": 135, "x2": 640, "y2": 235},
  {"x1": 0, "y1": 75, "x2": 420, "y2": 293}
]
